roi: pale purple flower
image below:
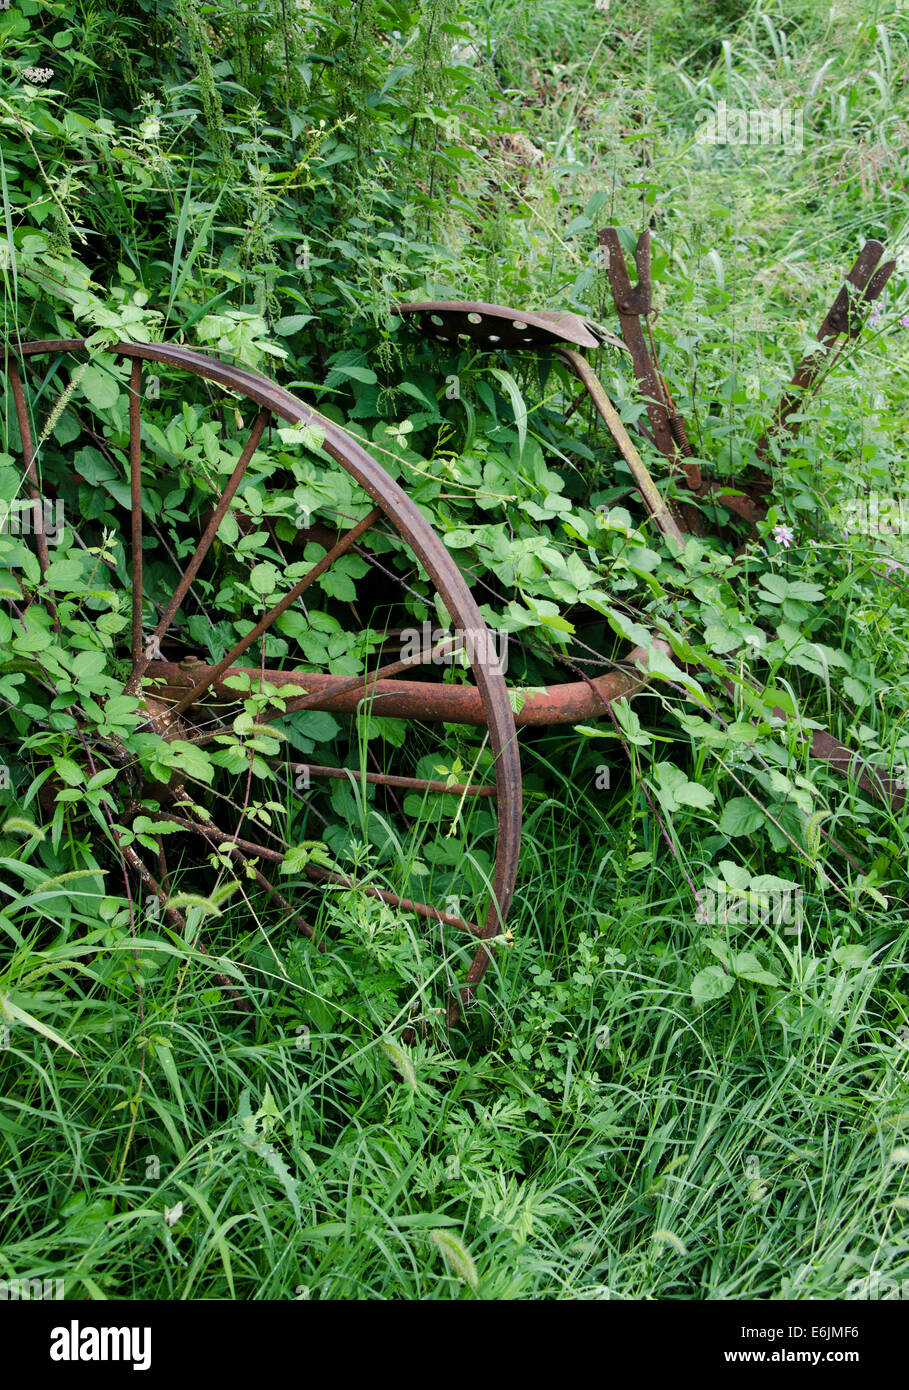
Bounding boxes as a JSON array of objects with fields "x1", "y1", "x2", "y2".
[
  {"x1": 773, "y1": 523, "x2": 794, "y2": 549},
  {"x1": 870, "y1": 302, "x2": 882, "y2": 329},
  {"x1": 901, "y1": 315, "x2": 909, "y2": 329}
]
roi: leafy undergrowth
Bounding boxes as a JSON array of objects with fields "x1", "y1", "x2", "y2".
[{"x1": 1, "y1": 0, "x2": 909, "y2": 1299}]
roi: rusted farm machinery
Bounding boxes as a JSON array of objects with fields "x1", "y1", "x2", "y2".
[{"x1": 2, "y1": 230, "x2": 901, "y2": 1030}]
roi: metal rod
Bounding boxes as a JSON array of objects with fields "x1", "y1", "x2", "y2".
[
  {"x1": 288, "y1": 761, "x2": 496, "y2": 797},
  {"x1": 126, "y1": 408, "x2": 270, "y2": 695},
  {"x1": 164, "y1": 504, "x2": 382, "y2": 721},
  {"x1": 554, "y1": 347, "x2": 686, "y2": 550},
  {"x1": 147, "y1": 645, "x2": 652, "y2": 726}
]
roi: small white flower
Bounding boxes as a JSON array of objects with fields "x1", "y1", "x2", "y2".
[
  {"x1": 139, "y1": 115, "x2": 161, "y2": 142},
  {"x1": 22, "y1": 67, "x2": 54, "y2": 84}
]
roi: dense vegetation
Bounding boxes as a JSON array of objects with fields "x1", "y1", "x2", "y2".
[{"x1": 1, "y1": 0, "x2": 909, "y2": 1299}]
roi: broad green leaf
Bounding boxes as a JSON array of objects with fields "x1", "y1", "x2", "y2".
[
  {"x1": 611, "y1": 698, "x2": 651, "y2": 747},
  {"x1": 79, "y1": 363, "x2": 121, "y2": 411},
  {"x1": 51, "y1": 757, "x2": 85, "y2": 787},
  {"x1": 654, "y1": 762, "x2": 715, "y2": 812},
  {"x1": 734, "y1": 952, "x2": 779, "y2": 986},
  {"x1": 691, "y1": 966, "x2": 735, "y2": 1005},
  {"x1": 249, "y1": 562, "x2": 280, "y2": 596},
  {"x1": 718, "y1": 860, "x2": 751, "y2": 891},
  {"x1": 719, "y1": 797, "x2": 766, "y2": 836},
  {"x1": 832, "y1": 944, "x2": 872, "y2": 969}
]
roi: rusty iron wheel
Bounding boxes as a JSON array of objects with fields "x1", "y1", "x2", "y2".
[{"x1": 5, "y1": 338, "x2": 523, "y2": 1030}]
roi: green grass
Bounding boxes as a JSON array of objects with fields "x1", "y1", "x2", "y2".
[{"x1": 2, "y1": 741, "x2": 908, "y2": 1300}]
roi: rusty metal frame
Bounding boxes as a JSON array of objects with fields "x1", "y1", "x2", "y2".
[
  {"x1": 393, "y1": 238, "x2": 908, "y2": 818},
  {"x1": 756, "y1": 238, "x2": 896, "y2": 463},
  {"x1": 8, "y1": 268, "x2": 909, "y2": 1035},
  {"x1": 393, "y1": 300, "x2": 627, "y2": 353},
  {"x1": 394, "y1": 300, "x2": 685, "y2": 549},
  {"x1": 599, "y1": 229, "x2": 677, "y2": 459},
  {"x1": 5, "y1": 337, "x2": 525, "y2": 1023},
  {"x1": 145, "y1": 645, "x2": 653, "y2": 726}
]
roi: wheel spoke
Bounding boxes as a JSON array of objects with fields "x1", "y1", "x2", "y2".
[
  {"x1": 165, "y1": 811, "x2": 323, "y2": 948},
  {"x1": 287, "y1": 761, "x2": 496, "y2": 797},
  {"x1": 125, "y1": 407, "x2": 270, "y2": 695},
  {"x1": 158, "y1": 815, "x2": 485, "y2": 937},
  {"x1": 301, "y1": 863, "x2": 485, "y2": 938},
  {"x1": 163, "y1": 504, "x2": 382, "y2": 719}
]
